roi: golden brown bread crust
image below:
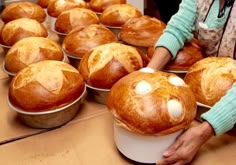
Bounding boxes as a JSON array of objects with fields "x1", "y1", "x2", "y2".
[
  {"x1": 55, "y1": 8, "x2": 99, "y2": 34},
  {"x1": 99, "y1": 4, "x2": 142, "y2": 27},
  {"x1": 47, "y1": 0, "x2": 88, "y2": 18},
  {"x1": 89, "y1": 0, "x2": 127, "y2": 13},
  {"x1": 63, "y1": 24, "x2": 118, "y2": 58},
  {"x1": 120, "y1": 15, "x2": 166, "y2": 47},
  {"x1": 1, "y1": 2, "x2": 46, "y2": 23},
  {"x1": 107, "y1": 70, "x2": 197, "y2": 135},
  {"x1": 0, "y1": 18, "x2": 48, "y2": 46},
  {"x1": 184, "y1": 57, "x2": 236, "y2": 106},
  {"x1": 78, "y1": 42, "x2": 144, "y2": 89},
  {"x1": 147, "y1": 38, "x2": 205, "y2": 71},
  {"x1": 5, "y1": 37, "x2": 64, "y2": 74},
  {"x1": 9, "y1": 60, "x2": 85, "y2": 112},
  {"x1": 37, "y1": 0, "x2": 50, "y2": 8}
]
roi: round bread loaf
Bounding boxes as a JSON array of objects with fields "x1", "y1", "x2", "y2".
[
  {"x1": 37, "y1": 0, "x2": 50, "y2": 8},
  {"x1": 184, "y1": 57, "x2": 236, "y2": 106},
  {"x1": 63, "y1": 24, "x2": 118, "y2": 58},
  {"x1": 0, "y1": 18, "x2": 48, "y2": 46},
  {"x1": 147, "y1": 38, "x2": 205, "y2": 71},
  {"x1": 47, "y1": 0, "x2": 88, "y2": 18},
  {"x1": 9, "y1": 60, "x2": 85, "y2": 112},
  {"x1": 5, "y1": 37, "x2": 64, "y2": 74},
  {"x1": 120, "y1": 15, "x2": 166, "y2": 47},
  {"x1": 89, "y1": 0, "x2": 127, "y2": 13},
  {"x1": 107, "y1": 68, "x2": 197, "y2": 135},
  {"x1": 55, "y1": 8, "x2": 99, "y2": 34},
  {"x1": 99, "y1": 4, "x2": 142, "y2": 27},
  {"x1": 79, "y1": 42, "x2": 145, "y2": 89},
  {"x1": 1, "y1": 1, "x2": 46, "y2": 23}
]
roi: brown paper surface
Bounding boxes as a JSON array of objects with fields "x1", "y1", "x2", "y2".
[{"x1": 0, "y1": 112, "x2": 135, "y2": 165}]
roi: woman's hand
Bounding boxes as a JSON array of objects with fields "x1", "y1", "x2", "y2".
[{"x1": 157, "y1": 121, "x2": 215, "y2": 165}]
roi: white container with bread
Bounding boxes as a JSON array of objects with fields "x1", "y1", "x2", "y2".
[
  {"x1": 7, "y1": 60, "x2": 86, "y2": 128},
  {"x1": 78, "y1": 42, "x2": 145, "y2": 104},
  {"x1": 107, "y1": 68, "x2": 197, "y2": 163}
]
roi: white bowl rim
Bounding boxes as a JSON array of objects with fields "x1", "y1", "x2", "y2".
[
  {"x1": 86, "y1": 83, "x2": 110, "y2": 91},
  {"x1": 2, "y1": 53, "x2": 67, "y2": 77},
  {"x1": 62, "y1": 47, "x2": 82, "y2": 60},
  {"x1": 197, "y1": 102, "x2": 212, "y2": 109},
  {"x1": 7, "y1": 85, "x2": 87, "y2": 115},
  {"x1": 2, "y1": 60, "x2": 16, "y2": 76},
  {"x1": 100, "y1": 23, "x2": 122, "y2": 29},
  {"x1": 163, "y1": 69, "x2": 188, "y2": 73},
  {"x1": 0, "y1": 42, "x2": 11, "y2": 49}
]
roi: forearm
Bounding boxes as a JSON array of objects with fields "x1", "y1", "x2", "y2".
[
  {"x1": 148, "y1": 0, "x2": 196, "y2": 69},
  {"x1": 146, "y1": 47, "x2": 172, "y2": 70},
  {"x1": 154, "y1": 0, "x2": 196, "y2": 57},
  {"x1": 197, "y1": 121, "x2": 215, "y2": 141}
]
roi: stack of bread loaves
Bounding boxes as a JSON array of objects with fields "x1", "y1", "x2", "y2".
[
  {"x1": 47, "y1": 0, "x2": 88, "y2": 31},
  {"x1": 0, "y1": 17, "x2": 48, "y2": 53},
  {"x1": 62, "y1": 24, "x2": 118, "y2": 67},
  {"x1": 107, "y1": 67, "x2": 197, "y2": 163},
  {"x1": 53, "y1": 7, "x2": 100, "y2": 43},
  {"x1": 184, "y1": 57, "x2": 236, "y2": 107}
]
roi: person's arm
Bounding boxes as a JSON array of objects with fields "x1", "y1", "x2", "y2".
[
  {"x1": 148, "y1": 0, "x2": 197, "y2": 70},
  {"x1": 147, "y1": 47, "x2": 172, "y2": 70}
]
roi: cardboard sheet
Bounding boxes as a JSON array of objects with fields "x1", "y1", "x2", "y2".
[
  {"x1": 1, "y1": 111, "x2": 236, "y2": 164},
  {"x1": 0, "y1": 112, "x2": 134, "y2": 165},
  {"x1": 0, "y1": 47, "x2": 9, "y2": 80}
]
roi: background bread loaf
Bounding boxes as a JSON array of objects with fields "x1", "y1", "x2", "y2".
[
  {"x1": 55, "y1": 8, "x2": 99, "y2": 34},
  {"x1": 184, "y1": 57, "x2": 236, "y2": 106},
  {"x1": 79, "y1": 42, "x2": 145, "y2": 89},
  {"x1": 1, "y1": 1, "x2": 46, "y2": 23},
  {"x1": 99, "y1": 4, "x2": 142, "y2": 27},
  {"x1": 120, "y1": 15, "x2": 166, "y2": 47},
  {"x1": 5, "y1": 37, "x2": 64, "y2": 74},
  {"x1": 0, "y1": 18, "x2": 48, "y2": 46}
]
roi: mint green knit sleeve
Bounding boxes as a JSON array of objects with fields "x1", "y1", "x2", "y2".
[
  {"x1": 155, "y1": 0, "x2": 197, "y2": 59},
  {"x1": 201, "y1": 83, "x2": 236, "y2": 136}
]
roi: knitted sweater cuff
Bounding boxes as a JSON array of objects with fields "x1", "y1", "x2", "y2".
[
  {"x1": 201, "y1": 86, "x2": 236, "y2": 136},
  {"x1": 154, "y1": 33, "x2": 182, "y2": 59}
]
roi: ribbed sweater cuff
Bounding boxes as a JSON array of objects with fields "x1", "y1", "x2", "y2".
[
  {"x1": 201, "y1": 102, "x2": 234, "y2": 136},
  {"x1": 154, "y1": 33, "x2": 182, "y2": 60}
]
